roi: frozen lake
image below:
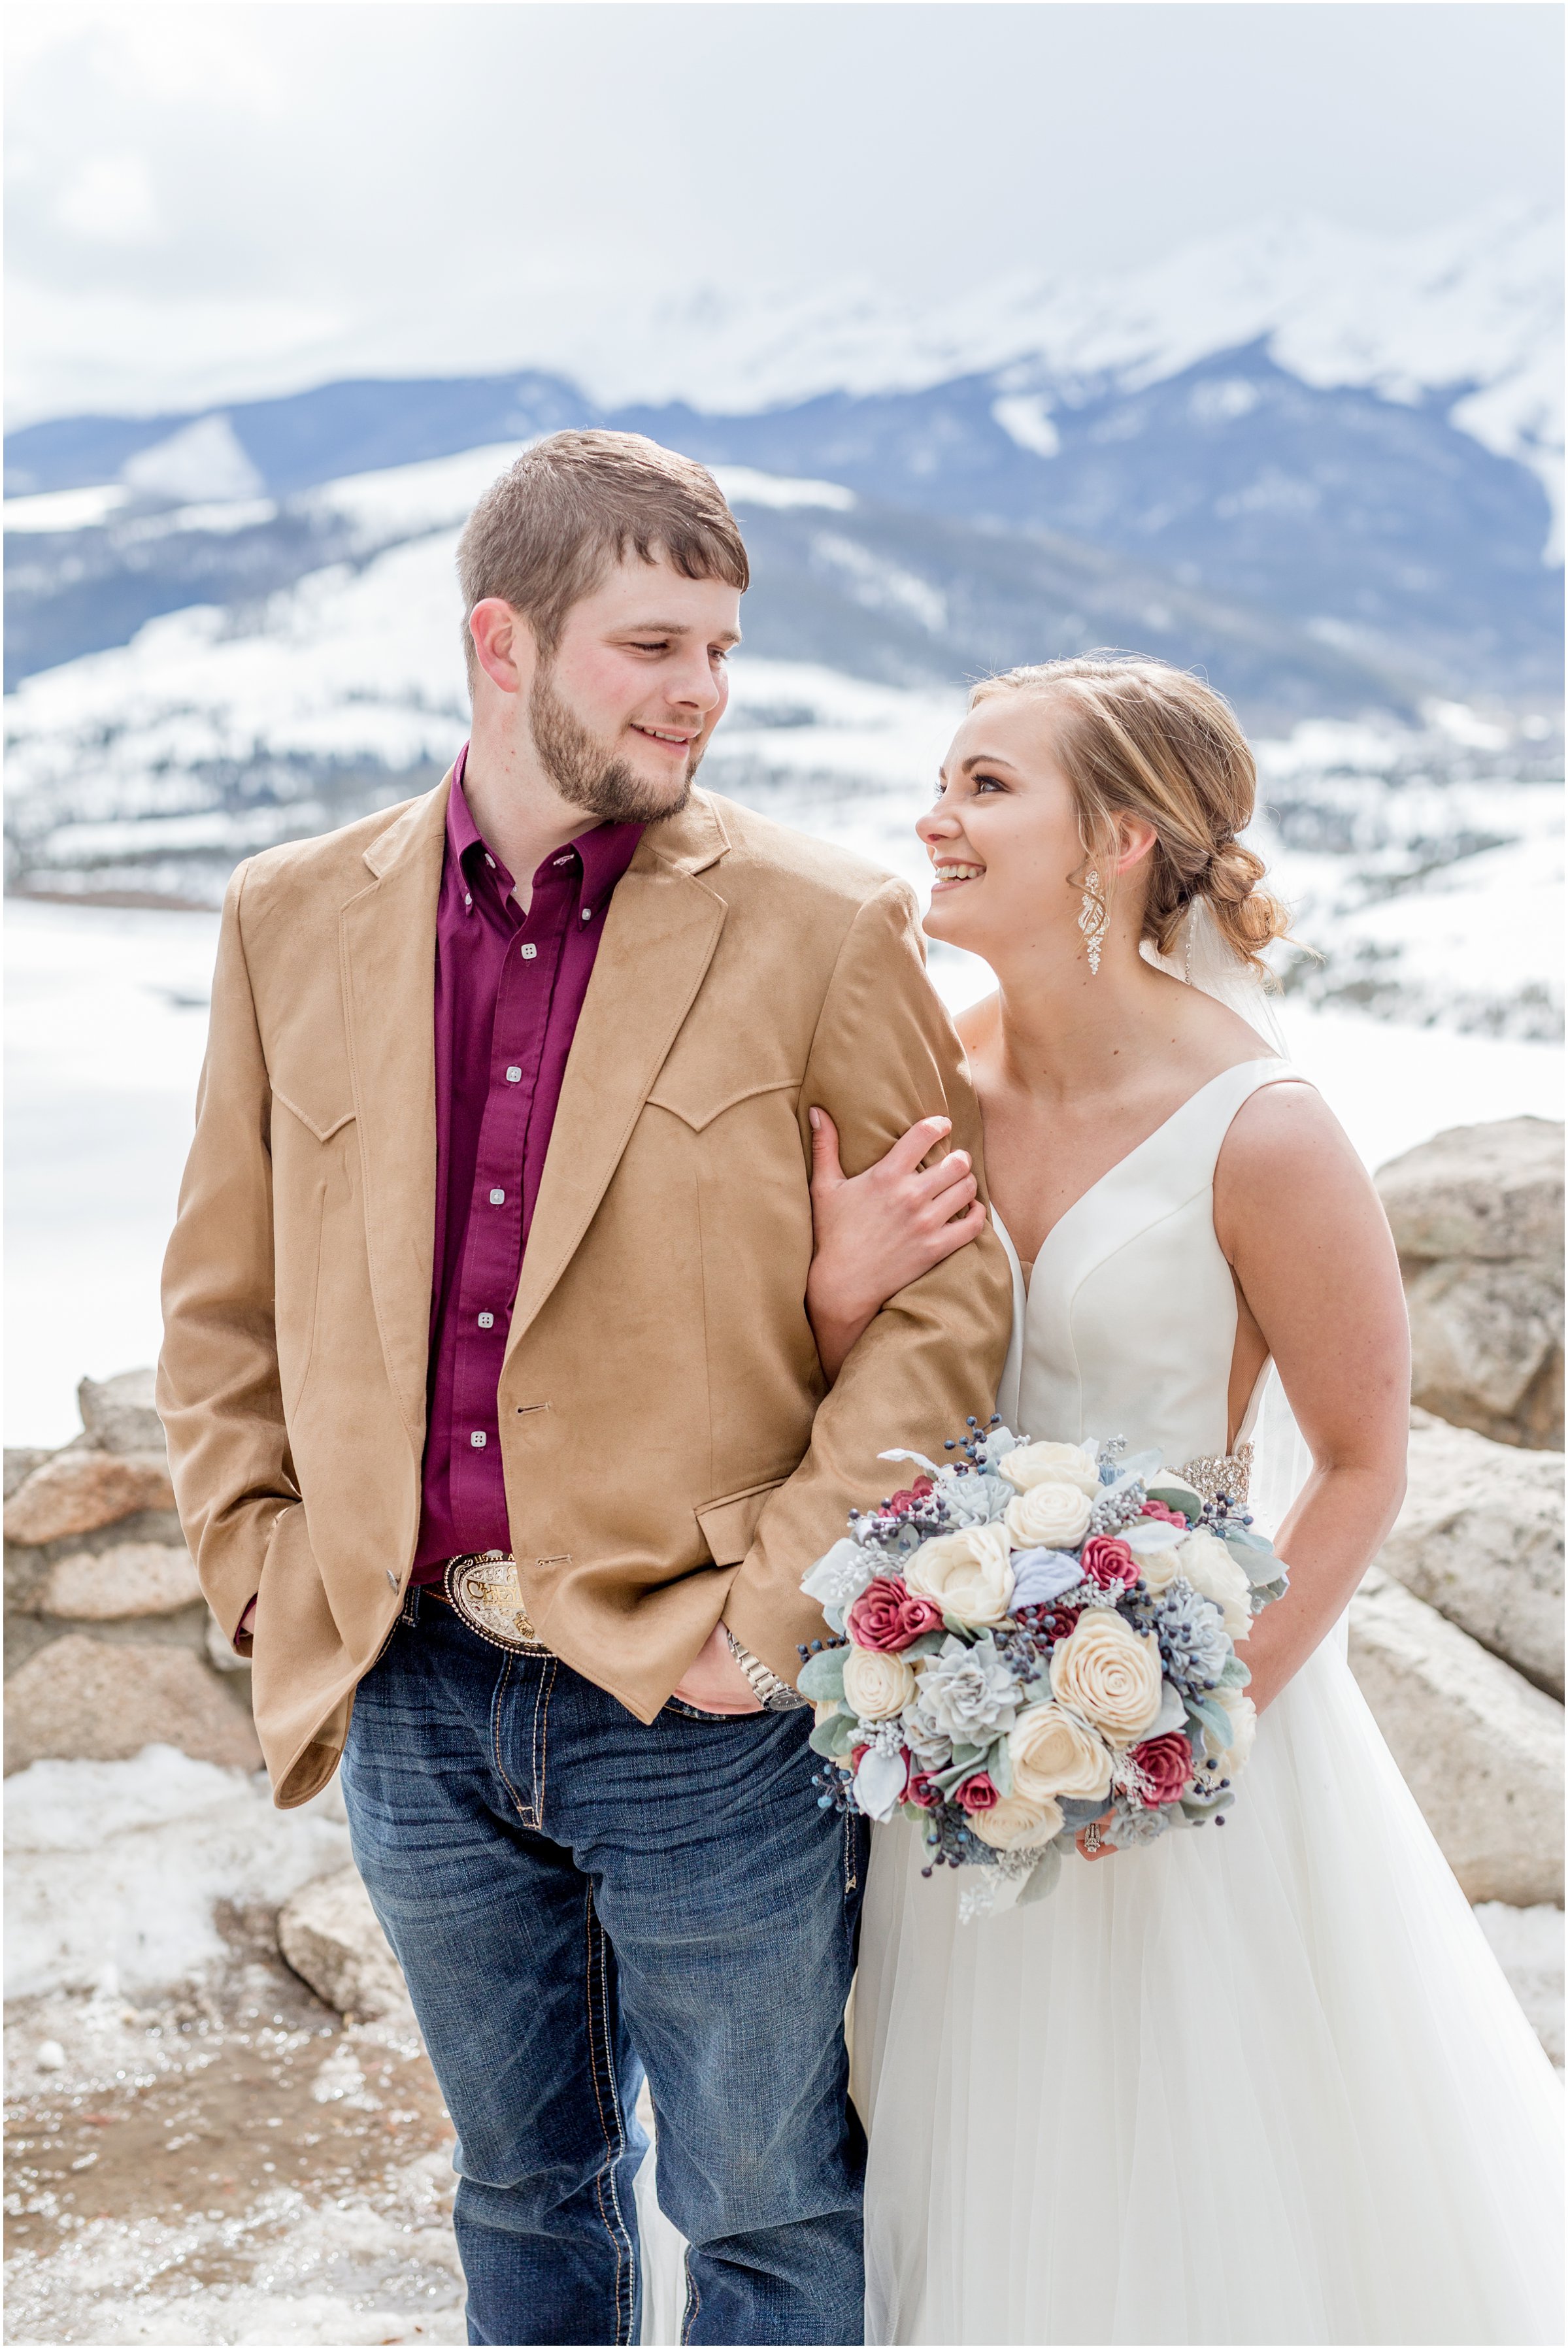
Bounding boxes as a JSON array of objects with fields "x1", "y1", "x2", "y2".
[{"x1": 5, "y1": 891, "x2": 1563, "y2": 1449}]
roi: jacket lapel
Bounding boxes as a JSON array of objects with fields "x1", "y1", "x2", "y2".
[
  {"x1": 339, "y1": 778, "x2": 449, "y2": 1449},
  {"x1": 506, "y1": 793, "x2": 730, "y2": 1355}
]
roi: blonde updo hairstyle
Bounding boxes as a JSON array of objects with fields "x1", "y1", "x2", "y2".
[{"x1": 969, "y1": 655, "x2": 1291, "y2": 976}]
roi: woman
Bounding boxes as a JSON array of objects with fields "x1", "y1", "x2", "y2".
[{"x1": 805, "y1": 657, "x2": 1562, "y2": 2346}]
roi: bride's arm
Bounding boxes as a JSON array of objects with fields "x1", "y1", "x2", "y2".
[
  {"x1": 1213, "y1": 1081, "x2": 1411, "y2": 1714},
  {"x1": 805, "y1": 1108, "x2": 986, "y2": 1380}
]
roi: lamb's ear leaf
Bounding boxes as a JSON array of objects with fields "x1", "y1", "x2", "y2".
[
  {"x1": 1016, "y1": 1839, "x2": 1066, "y2": 1905},
  {"x1": 797, "y1": 1647, "x2": 848, "y2": 1703},
  {"x1": 1145, "y1": 1481, "x2": 1202, "y2": 1524},
  {"x1": 809, "y1": 1710, "x2": 859, "y2": 1759},
  {"x1": 1186, "y1": 1695, "x2": 1233, "y2": 1749},
  {"x1": 1058, "y1": 1794, "x2": 1109, "y2": 1828},
  {"x1": 902, "y1": 1629, "x2": 948, "y2": 1659}
]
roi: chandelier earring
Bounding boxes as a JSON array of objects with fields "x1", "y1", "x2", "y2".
[{"x1": 1078, "y1": 869, "x2": 1108, "y2": 976}]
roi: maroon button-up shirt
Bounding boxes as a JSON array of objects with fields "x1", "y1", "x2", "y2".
[{"x1": 412, "y1": 748, "x2": 644, "y2": 1578}]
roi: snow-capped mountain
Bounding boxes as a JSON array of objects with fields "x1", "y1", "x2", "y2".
[{"x1": 3, "y1": 207, "x2": 1561, "y2": 1039}]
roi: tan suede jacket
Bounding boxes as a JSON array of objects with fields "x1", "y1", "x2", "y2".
[{"x1": 158, "y1": 778, "x2": 1012, "y2": 1805}]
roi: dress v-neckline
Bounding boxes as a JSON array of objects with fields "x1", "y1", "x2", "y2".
[{"x1": 998, "y1": 1056, "x2": 1284, "y2": 1279}]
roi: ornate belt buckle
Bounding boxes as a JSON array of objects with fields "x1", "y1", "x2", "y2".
[{"x1": 443, "y1": 1552, "x2": 550, "y2": 1654}]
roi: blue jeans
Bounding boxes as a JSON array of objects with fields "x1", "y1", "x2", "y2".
[{"x1": 341, "y1": 1591, "x2": 869, "y2": 2346}]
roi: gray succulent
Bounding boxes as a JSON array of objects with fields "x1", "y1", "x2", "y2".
[
  {"x1": 1150, "y1": 1578, "x2": 1231, "y2": 1696},
  {"x1": 914, "y1": 1633, "x2": 1024, "y2": 1744}
]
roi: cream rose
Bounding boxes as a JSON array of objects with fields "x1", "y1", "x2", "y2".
[
  {"x1": 841, "y1": 1646, "x2": 918, "y2": 1721},
  {"x1": 1176, "y1": 1527, "x2": 1254, "y2": 1639},
  {"x1": 1209, "y1": 1686, "x2": 1258, "y2": 1775},
  {"x1": 1125, "y1": 1518, "x2": 1186, "y2": 1593},
  {"x1": 1000, "y1": 1439, "x2": 1101, "y2": 1499},
  {"x1": 1009, "y1": 1699, "x2": 1114, "y2": 1801},
  {"x1": 905, "y1": 1521, "x2": 1015, "y2": 1626},
  {"x1": 967, "y1": 1791, "x2": 1065, "y2": 1852},
  {"x1": 1005, "y1": 1480, "x2": 1093, "y2": 1550},
  {"x1": 1050, "y1": 1613, "x2": 1163, "y2": 1744}
]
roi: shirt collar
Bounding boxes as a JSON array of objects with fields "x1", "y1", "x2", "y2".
[{"x1": 448, "y1": 742, "x2": 644, "y2": 905}]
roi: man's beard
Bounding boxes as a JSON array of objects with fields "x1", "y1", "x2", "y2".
[{"x1": 529, "y1": 667, "x2": 705, "y2": 825}]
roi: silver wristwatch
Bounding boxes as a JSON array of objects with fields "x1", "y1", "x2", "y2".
[{"x1": 723, "y1": 1626, "x2": 809, "y2": 1712}]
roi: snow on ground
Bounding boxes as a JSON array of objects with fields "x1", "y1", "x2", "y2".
[{"x1": 5, "y1": 1750, "x2": 351, "y2": 2003}]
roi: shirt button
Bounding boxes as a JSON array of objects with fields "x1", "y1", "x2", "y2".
[
  {"x1": 477, "y1": 1311, "x2": 494, "y2": 1329},
  {"x1": 580, "y1": 907, "x2": 593, "y2": 921},
  {"x1": 470, "y1": 1431, "x2": 488, "y2": 1449},
  {"x1": 488, "y1": 1188, "x2": 505, "y2": 1205},
  {"x1": 485, "y1": 854, "x2": 495, "y2": 867},
  {"x1": 520, "y1": 942, "x2": 538, "y2": 961},
  {"x1": 505, "y1": 1066, "x2": 522, "y2": 1082}
]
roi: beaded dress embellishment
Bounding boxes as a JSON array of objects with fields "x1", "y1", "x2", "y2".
[{"x1": 1178, "y1": 1442, "x2": 1254, "y2": 1506}]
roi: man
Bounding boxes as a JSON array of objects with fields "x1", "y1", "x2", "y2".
[{"x1": 159, "y1": 431, "x2": 1012, "y2": 2346}]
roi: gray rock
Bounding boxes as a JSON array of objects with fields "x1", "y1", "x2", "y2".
[
  {"x1": 77, "y1": 1367, "x2": 165, "y2": 1457},
  {"x1": 2, "y1": 1634, "x2": 261, "y2": 1774},
  {"x1": 38, "y1": 1541, "x2": 203, "y2": 1622},
  {"x1": 1349, "y1": 1569, "x2": 1563, "y2": 1905},
  {"x1": 3, "y1": 1451, "x2": 176, "y2": 1546},
  {"x1": 1405, "y1": 1259, "x2": 1564, "y2": 1450},
  {"x1": 1377, "y1": 1412, "x2": 1563, "y2": 1697},
  {"x1": 4, "y1": 1448, "x2": 53, "y2": 1501},
  {"x1": 1378, "y1": 1116, "x2": 1564, "y2": 1261},
  {"x1": 1376, "y1": 1118, "x2": 1563, "y2": 1450},
  {"x1": 277, "y1": 1869, "x2": 410, "y2": 2020}
]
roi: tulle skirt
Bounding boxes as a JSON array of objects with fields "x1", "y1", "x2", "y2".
[{"x1": 852, "y1": 1631, "x2": 1563, "y2": 2346}]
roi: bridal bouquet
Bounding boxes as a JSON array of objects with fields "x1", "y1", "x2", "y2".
[{"x1": 797, "y1": 1420, "x2": 1288, "y2": 1909}]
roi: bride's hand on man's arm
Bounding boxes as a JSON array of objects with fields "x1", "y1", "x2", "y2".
[{"x1": 805, "y1": 1108, "x2": 986, "y2": 1381}]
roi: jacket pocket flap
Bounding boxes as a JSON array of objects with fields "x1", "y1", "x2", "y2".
[
  {"x1": 646, "y1": 1076, "x2": 798, "y2": 1135},
  {"x1": 695, "y1": 1477, "x2": 788, "y2": 1565},
  {"x1": 274, "y1": 1087, "x2": 357, "y2": 1144}
]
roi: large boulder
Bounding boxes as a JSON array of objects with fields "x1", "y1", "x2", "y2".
[
  {"x1": 3, "y1": 1450, "x2": 175, "y2": 1545},
  {"x1": 3, "y1": 1635, "x2": 260, "y2": 1774},
  {"x1": 277, "y1": 1867, "x2": 410, "y2": 2020},
  {"x1": 1377, "y1": 1118, "x2": 1563, "y2": 1449},
  {"x1": 77, "y1": 1367, "x2": 165, "y2": 1456},
  {"x1": 1376, "y1": 1412, "x2": 1563, "y2": 1698},
  {"x1": 35, "y1": 1539, "x2": 203, "y2": 1621},
  {"x1": 1348, "y1": 1569, "x2": 1563, "y2": 1905}
]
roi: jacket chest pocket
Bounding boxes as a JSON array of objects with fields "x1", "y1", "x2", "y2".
[{"x1": 645, "y1": 1072, "x2": 800, "y2": 1135}]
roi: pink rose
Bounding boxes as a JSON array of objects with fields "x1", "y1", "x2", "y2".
[
  {"x1": 1129, "y1": 1730, "x2": 1193, "y2": 1808},
  {"x1": 1080, "y1": 1535, "x2": 1139, "y2": 1591},
  {"x1": 886, "y1": 1474, "x2": 935, "y2": 1517},
  {"x1": 1141, "y1": 1499, "x2": 1189, "y2": 1528},
  {"x1": 956, "y1": 1772, "x2": 999, "y2": 1814},
  {"x1": 907, "y1": 1769, "x2": 942, "y2": 1810},
  {"x1": 847, "y1": 1577, "x2": 946, "y2": 1652}
]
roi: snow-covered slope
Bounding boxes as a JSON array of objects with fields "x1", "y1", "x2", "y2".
[{"x1": 544, "y1": 201, "x2": 1560, "y2": 493}]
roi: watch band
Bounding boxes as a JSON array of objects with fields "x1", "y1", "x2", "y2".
[{"x1": 723, "y1": 1626, "x2": 809, "y2": 1712}]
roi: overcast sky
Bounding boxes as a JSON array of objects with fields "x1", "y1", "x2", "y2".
[{"x1": 7, "y1": 1, "x2": 1563, "y2": 424}]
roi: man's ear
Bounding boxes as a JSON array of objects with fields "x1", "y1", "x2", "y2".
[{"x1": 468, "y1": 599, "x2": 533, "y2": 695}]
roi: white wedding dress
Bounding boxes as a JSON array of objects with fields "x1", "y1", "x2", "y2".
[{"x1": 852, "y1": 1057, "x2": 1564, "y2": 2346}]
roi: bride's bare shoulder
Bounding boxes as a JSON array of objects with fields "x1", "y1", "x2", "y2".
[{"x1": 1215, "y1": 1077, "x2": 1378, "y2": 1228}]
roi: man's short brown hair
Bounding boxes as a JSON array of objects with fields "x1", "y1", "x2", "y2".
[{"x1": 456, "y1": 429, "x2": 750, "y2": 681}]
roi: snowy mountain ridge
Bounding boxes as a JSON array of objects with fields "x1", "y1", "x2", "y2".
[{"x1": 544, "y1": 201, "x2": 1560, "y2": 477}]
